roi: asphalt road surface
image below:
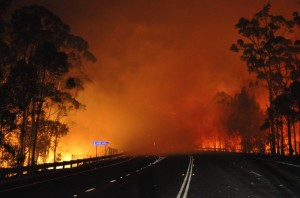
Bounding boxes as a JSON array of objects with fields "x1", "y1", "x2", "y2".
[{"x1": 1, "y1": 153, "x2": 300, "y2": 198}]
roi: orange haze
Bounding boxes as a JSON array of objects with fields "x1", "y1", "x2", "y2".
[{"x1": 12, "y1": 0, "x2": 300, "y2": 157}]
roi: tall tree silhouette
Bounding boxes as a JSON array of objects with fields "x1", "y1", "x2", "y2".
[
  {"x1": 273, "y1": 94, "x2": 295, "y2": 155},
  {"x1": 0, "y1": 0, "x2": 17, "y2": 166},
  {"x1": 227, "y1": 87, "x2": 264, "y2": 153},
  {"x1": 0, "y1": 4, "x2": 96, "y2": 166},
  {"x1": 231, "y1": 3, "x2": 295, "y2": 154},
  {"x1": 290, "y1": 81, "x2": 300, "y2": 154},
  {"x1": 213, "y1": 91, "x2": 233, "y2": 151}
]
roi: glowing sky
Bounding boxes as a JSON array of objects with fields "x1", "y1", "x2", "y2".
[{"x1": 12, "y1": 0, "x2": 300, "y2": 156}]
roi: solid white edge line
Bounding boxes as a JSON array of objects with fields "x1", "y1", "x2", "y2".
[
  {"x1": 277, "y1": 161, "x2": 300, "y2": 168},
  {"x1": 176, "y1": 156, "x2": 192, "y2": 198},
  {"x1": 183, "y1": 157, "x2": 193, "y2": 198},
  {"x1": 258, "y1": 157, "x2": 300, "y2": 168}
]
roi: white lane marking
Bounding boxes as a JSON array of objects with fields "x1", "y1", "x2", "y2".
[
  {"x1": 276, "y1": 161, "x2": 300, "y2": 168},
  {"x1": 183, "y1": 157, "x2": 193, "y2": 198},
  {"x1": 249, "y1": 171, "x2": 262, "y2": 177},
  {"x1": 177, "y1": 156, "x2": 193, "y2": 198},
  {"x1": 152, "y1": 156, "x2": 166, "y2": 165},
  {"x1": 258, "y1": 157, "x2": 300, "y2": 168},
  {"x1": 85, "y1": 188, "x2": 95, "y2": 193},
  {"x1": 259, "y1": 158, "x2": 300, "y2": 195},
  {"x1": 126, "y1": 174, "x2": 130, "y2": 176},
  {"x1": 0, "y1": 157, "x2": 134, "y2": 193},
  {"x1": 110, "y1": 180, "x2": 116, "y2": 183}
]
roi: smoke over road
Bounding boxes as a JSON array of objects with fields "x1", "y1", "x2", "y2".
[{"x1": 12, "y1": 0, "x2": 299, "y2": 156}]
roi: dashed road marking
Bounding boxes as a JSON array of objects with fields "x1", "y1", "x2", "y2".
[
  {"x1": 249, "y1": 171, "x2": 262, "y2": 177},
  {"x1": 85, "y1": 188, "x2": 95, "y2": 193},
  {"x1": 152, "y1": 157, "x2": 166, "y2": 165}
]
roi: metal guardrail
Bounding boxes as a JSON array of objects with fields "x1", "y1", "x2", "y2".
[
  {"x1": 0, "y1": 153, "x2": 123, "y2": 180},
  {"x1": 197, "y1": 148, "x2": 243, "y2": 152},
  {"x1": 198, "y1": 148, "x2": 227, "y2": 152}
]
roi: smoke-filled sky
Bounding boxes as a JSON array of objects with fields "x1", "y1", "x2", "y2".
[{"x1": 12, "y1": 0, "x2": 300, "y2": 157}]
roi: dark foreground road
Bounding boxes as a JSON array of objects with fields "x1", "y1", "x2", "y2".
[{"x1": 1, "y1": 153, "x2": 300, "y2": 198}]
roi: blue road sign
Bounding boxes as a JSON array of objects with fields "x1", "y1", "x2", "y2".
[{"x1": 93, "y1": 141, "x2": 109, "y2": 146}]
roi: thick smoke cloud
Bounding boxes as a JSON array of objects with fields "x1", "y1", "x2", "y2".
[{"x1": 13, "y1": 0, "x2": 300, "y2": 156}]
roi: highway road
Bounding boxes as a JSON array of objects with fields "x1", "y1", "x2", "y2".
[{"x1": 1, "y1": 153, "x2": 300, "y2": 198}]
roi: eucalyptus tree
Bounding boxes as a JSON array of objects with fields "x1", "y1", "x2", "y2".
[
  {"x1": 9, "y1": 5, "x2": 95, "y2": 165},
  {"x1": 0, "y1": 83, "x2": 18, "y2": 166},
  {"x1": 213, "y1": 91, "x2": 233, "y2": 151},
  {"x1": 272, "y1": 93, "x2": 295, "y2": 155},
  {"x1": 44, "y1": 90, "x2": 83, "y2": 162},
  {"x1": 227, "y1": 87, "x2": 264, "y2": 153},
  {"x1": 36, "y1": 120, "x2": 68, "y2": 163},
  {"x1": 231, "y1": 3, "x2": 296, "y2": 155},
  {"x1": 290, "y1": 81, "x2": 300, "y2": 154},
  {"x1": 0, "y1": 0, "x2": 17, "y2": 166},
  {"x1": 3, "y1": 60, "x2": 38, "y2": 166}
]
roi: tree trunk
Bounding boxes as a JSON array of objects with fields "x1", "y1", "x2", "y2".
[
  {"x1": 53, "y1": 127, "x2": 58, "y2": 163},
  {"x1": 269, "y1": 91, "x2": 276, "y2": 155},
  {"x1": 276, "y1": 115, "x2": 280, "y2": 155},
  {"x1": 224, "y1": 135, "x2": 227, "y2": 152},
  {"x1": 280, "y1": 115, "x2": 284, "y2": 155},
  {"x1": 31, "y1": 69, "x2": 46, "y2": 166},
  {"x1": 213, "y1": 137, "x2": 216, "y2": 151},
  {"x1": 298, "y1": 104, "x2": 300, "y2": 155},
  {"x1": 29, "y1": 100, "x2": 36, "y2": 165},
  {"x1": 219, "y1": 136, "x2": 222, "y2": 151},
  {"x1": 31, "y1": 101, "x2": 43, "y2": 166},
  {"x1": 18, "y1": 109, "x2": 27, "y2": 166},
  {"x1": 299, "y1": 121, "x2": 300, "y2": 155},
  {"x1": 27, "y1": 147, "x2": 31, "y2": 166},
  {"x1": 293, "y1": 120, "x2": 297, "y2": 155},
  {"x1": 286, "y1": 115, "x2": 294, "y2": 156}
]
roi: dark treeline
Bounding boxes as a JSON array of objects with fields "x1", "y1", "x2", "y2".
[
  {"x1": 0, "y1": 0, "x2": 95, "y2": 167},
  {"x1": 231, "y1": 2, "x2": 300, "y2": 156},
  {"x1": 213, "y1": 87, "x2": 265, "y2": 153}
]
